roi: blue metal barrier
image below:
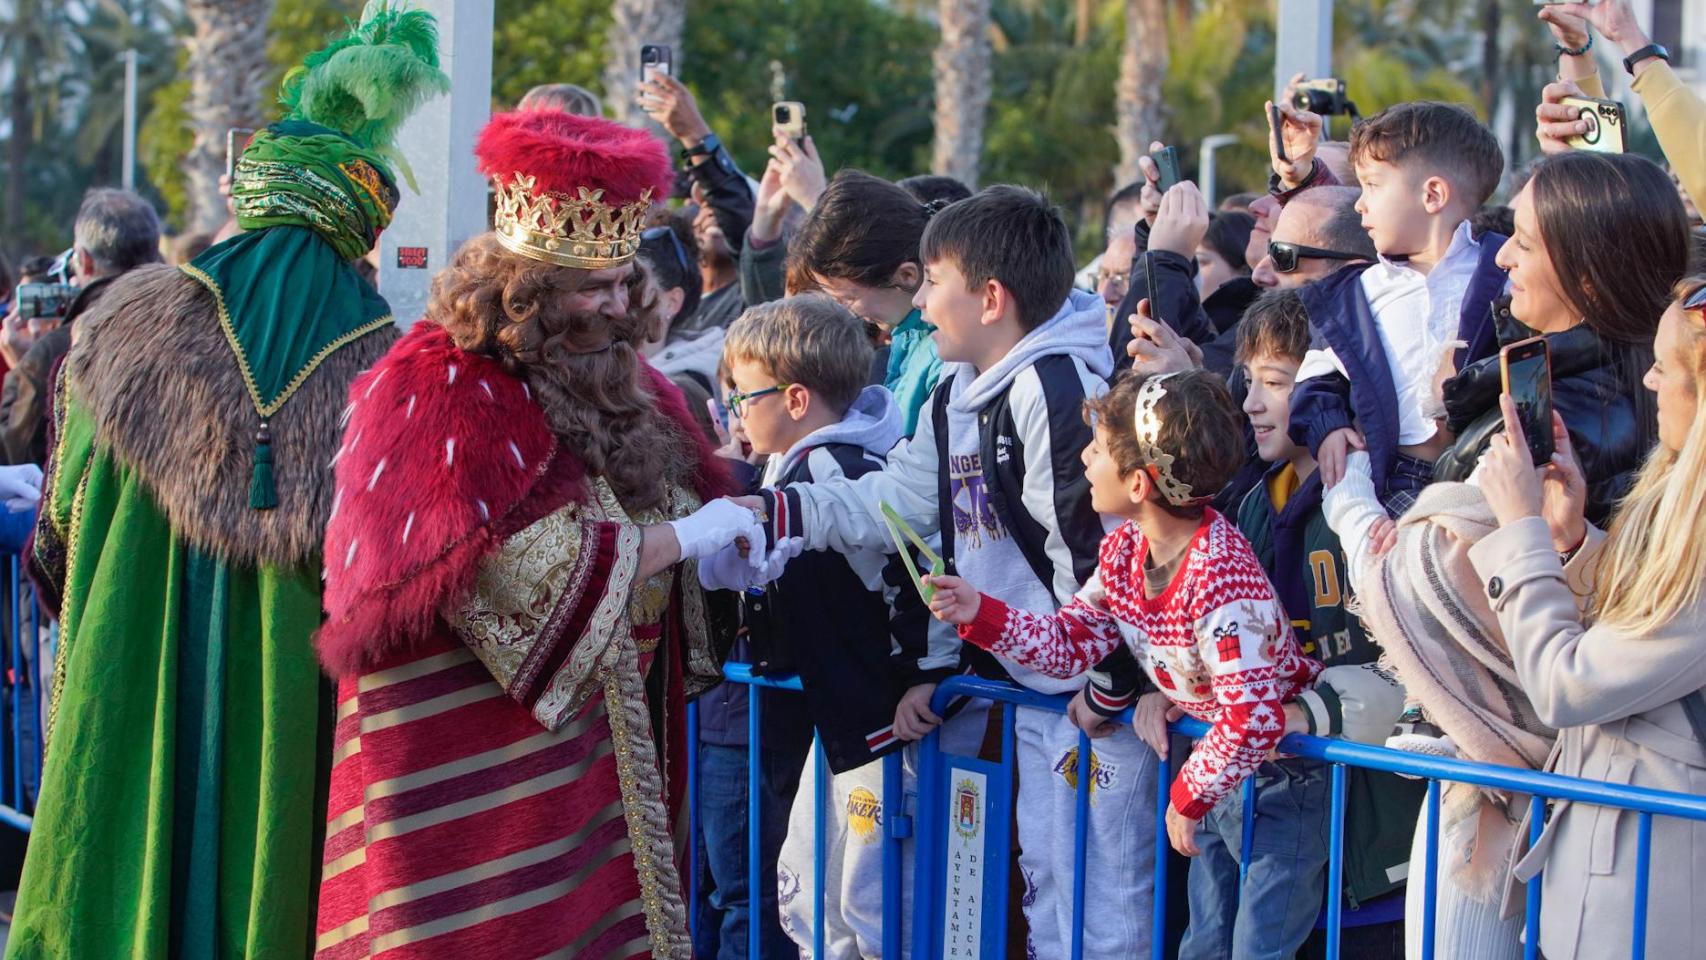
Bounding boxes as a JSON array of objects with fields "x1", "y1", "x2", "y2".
[
  {"x1": 0, "y1": 553, "x2": 40, "y2": 834},
  {"x1": 690, "y1": 663, "x2": 906, "y2": 960},
  {"x1": 911, "y1": 675, "x2": 1706, "y2": 960}
]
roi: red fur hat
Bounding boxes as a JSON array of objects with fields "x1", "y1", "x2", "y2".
[
  {"x1": 475, "y1": 109, "x2": 672, "y2": 206},
  {"x1": 475, "y1": 109, "x2": 672, "y2": 267}
]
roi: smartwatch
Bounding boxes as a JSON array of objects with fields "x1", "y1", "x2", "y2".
[
  {"x1": 1622, "y1": 43, "x2": 1670, "y2": 76},
  {"x1": 680, "y1": 132, "x2": 721, "y2": 163}
]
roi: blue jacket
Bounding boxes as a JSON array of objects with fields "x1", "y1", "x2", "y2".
[{"x1": 1288, "y1": 235, "x2": 1507, "y2": 498}]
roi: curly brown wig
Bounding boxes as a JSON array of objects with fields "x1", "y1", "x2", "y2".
[{"x1": 428, "y1": 233, "x2": 690, "y2": 513}]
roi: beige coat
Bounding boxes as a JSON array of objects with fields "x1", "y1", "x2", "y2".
[{"x1": 1468, "y1": 516, "x2": 1706, "y2": 960}]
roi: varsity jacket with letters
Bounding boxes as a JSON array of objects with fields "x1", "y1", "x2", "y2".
[
  {"x1": 758, "y1": 289, "x2": 1128, "y2": 700},
  {"x1": 1236, "y1": 462, "x2": 1425, "y2": 905},
  {"x1": 745, "y1": 386, "x2": 922, "y2": 773}
]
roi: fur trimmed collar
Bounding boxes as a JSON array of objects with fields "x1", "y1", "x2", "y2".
[
  {"x1": 68, "y1": 263, "x2": 398, "y2": 568},
  {"x1": 316, "y1": 322, "x2": 733, "y2": 677}
]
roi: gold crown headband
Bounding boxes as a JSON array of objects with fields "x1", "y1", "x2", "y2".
[
  {"x1": 493, "y1": 173, "x2": 655, "y2": 269},
  {"x1": 1132, "y1": 373, "x2": 1208, "y2": 507}
]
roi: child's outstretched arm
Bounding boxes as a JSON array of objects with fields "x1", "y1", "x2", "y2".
[
  {"x1": 931, "y1": 571, "x2": 1125, "y2": 679},
  {"x1": 925, "y1": 574, "x2": 981, "y2": 624}
]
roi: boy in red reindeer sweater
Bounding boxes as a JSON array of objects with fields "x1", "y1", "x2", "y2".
[{"x1": 928, "y1": 369, "x2": 1330, "y2": 960}]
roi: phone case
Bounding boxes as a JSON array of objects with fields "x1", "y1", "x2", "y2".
[
  {"x1": 1152, "y1": 148, "x2": 1181, "y2": 192},
  {"x1": 1500, "y1": 339, "x2": 1555, "y2": 467}
]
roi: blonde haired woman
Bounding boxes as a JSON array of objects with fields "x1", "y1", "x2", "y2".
[{"x1": 1476, "y1": 278, "x2": 1706, "y2": 960}]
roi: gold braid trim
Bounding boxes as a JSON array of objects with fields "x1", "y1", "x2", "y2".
[
  {"x1": 180, "y1": 263, "x2": 394, "y2": 419},
  {"x1": 43, "y1": 370, "x2": 73, "y2": 546},
  {"x1": 43, "y1": 466, "x2": 92, "y2": 757},
  {"x1": 601, "y1": 646, "x2": 694, "y2": 960},
  {"x1": 663, "y1": 485, "x2": 722, "y2": 697}
]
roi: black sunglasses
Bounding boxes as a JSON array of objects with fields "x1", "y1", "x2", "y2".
[
  {"x1": 1268, "y1": 240, "x2": 1365, "y2": 274},
  {"x1": 642, "y1": 225, "x2": 692, "y2": 275}
]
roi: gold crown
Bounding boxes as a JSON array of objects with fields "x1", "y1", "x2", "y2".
[{"x1": 492, "y1": 173, "x2": 655, "y2": 269}]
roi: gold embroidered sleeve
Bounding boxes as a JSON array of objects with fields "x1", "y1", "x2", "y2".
[{"x1": 447, "y1": 501, "x2": 643, "y2": 730}]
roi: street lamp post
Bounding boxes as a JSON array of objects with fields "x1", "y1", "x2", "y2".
[
  {"x1": 1274, "y1": 0, "x2": 1333, "y2": 100},
  {"x1": 1198, "y1": 133, "x2": 1240, "y2": 209}
]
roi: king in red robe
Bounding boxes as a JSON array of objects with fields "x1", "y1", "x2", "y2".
[{"x1": 311, "y1": 110, "x2": 752, "y2": 960}]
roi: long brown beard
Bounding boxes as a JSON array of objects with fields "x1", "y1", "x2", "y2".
[
  {"x1": 523, "y1": 325, "x2": 691, "y2": 515},
  {"x1": 427, "y1": 236, "x2": 689, "y2": 513}
]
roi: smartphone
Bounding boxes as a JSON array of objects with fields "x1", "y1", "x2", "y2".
[
  {"x1": 225, "y1": 127, "x2": 255, "y2": 180},
  {"x1": 1151, "y1": 146, "x2": 1181, "y2": 194},
  {"x1": 1269, "y1": 103, "x2": 1287, "y2": 162},
  {"x1": 14, "y1": 282, "x2": 76, "y2": 322},
  {"x1": 772, "y1": 101, "x2": 807, "y2": 142},
  {"x1": 640, "y1": 44, "x2": 672, "y2": 85},
  {"x1": 1558, "y1": 96, "x2": 1626, "y2": 154},
  {"x1": 1500, "y1": 336, "x2": 1554, "y2": 467},
  {"x1": 1142, "y1": 252, "x2": 1162, "y2": 328}
]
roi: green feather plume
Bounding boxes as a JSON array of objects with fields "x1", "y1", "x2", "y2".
[{"x1": 277, "y1": 1, "x2": 449, "y2": 185}]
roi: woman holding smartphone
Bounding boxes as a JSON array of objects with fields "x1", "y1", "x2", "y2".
[
  {"x1": 1433, "y1": 151, "x2": 1691, "y2": 523},
  {"x1": 1318, "y1": 150, "x2": 1691, "y2": 960},
  {"x1": 1473, "y1": 278, "x2": 1706, "y2": 960}
]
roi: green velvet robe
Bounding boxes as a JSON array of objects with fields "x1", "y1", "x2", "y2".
[{"x1": 6, "y1": 402, "x2": 325, "y2": 959}]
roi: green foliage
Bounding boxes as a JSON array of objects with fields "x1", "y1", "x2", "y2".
[
  {"x1": 683, "y1": 0, "x2": 935, "y2": 182},
  {"x1": 139, "y1": 54, "x2": 191, "y2": 232},
  {"x1": 141, "y1": 0, "x2": 364, "y2": 232},
  {"x1": 22, "y1": 0, "x2": 1672, "y2": 261},
  {"x1": 2, "y1": 0, "x2": 180, "y2": 255},
  {"x1": 982, "y1": 0, "x2": 1122, "y2": 255},
  {"x1": 489, "y1": 0, "x2": 612, "y2": 107}
]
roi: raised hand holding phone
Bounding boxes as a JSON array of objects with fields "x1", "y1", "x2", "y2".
[
  {"x1": 1147, "y1": 180, "x2": 1211, "y2": 257},
  {"x1": 1126, "y1": 298, "x2": 1200, "y2": 377},
  {"x1": 1267, "y1": 97, "x2": 1323, "y2": 190},
  {"x1": 1499, "y1": 336, "x2": 1555, "y2": 466},
  {"x1": 1478, "y1": 394, "x2": 1547, "y2": 527},
  {"x1": 767, "y1": 132, "x2": 827, "y2": 211},
  {"x1": 1135, "y1": 141, "x2": 1167, "y2": 226}
]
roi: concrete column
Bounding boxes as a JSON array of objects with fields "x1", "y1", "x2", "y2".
[
  {"x1": 1273, "y1": 0, "x2": 1333, "y2": 101},
  {"x1": 378, "y1": 0, "x2": 494, "y2": 327}
]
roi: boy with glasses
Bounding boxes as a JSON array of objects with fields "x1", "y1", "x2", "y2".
[{"x1": 713, "y1": 294, "x2": 931, "y2": 958}]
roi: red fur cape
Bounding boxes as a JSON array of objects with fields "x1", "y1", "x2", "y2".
[{"x1": 316, "y1": 322, "x2": 732, "y2": 677}]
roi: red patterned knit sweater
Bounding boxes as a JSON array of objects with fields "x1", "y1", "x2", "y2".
[{"x1": 959, "y1": 510, "x2": 1321, "y2": 819}]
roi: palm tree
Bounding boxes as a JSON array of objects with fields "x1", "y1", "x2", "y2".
[
  {"x1": 931, "y1": 0, "x2": 993, "y2": 187},
  {"x1": 1114, "y1": 0, "x2": 1166, "y2": 186},
  {"x1": 603, "y1": 0, "x2": 684, "y2": 127},
  {"x1": 182, "y1": 0, "x2": 273, "y2": 233},
  {"x1": 1, "y1": 0, "x2": 72, "y2": 260},
  {"x1": 72, "y1": 0, "x2": 182, "y2": 184}
]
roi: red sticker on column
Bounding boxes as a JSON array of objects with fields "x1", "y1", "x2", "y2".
[{"x1": 396, "y1": 247, "x2": 429, "y2": 269}]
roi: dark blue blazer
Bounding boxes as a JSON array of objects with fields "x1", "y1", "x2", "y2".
[{"x1": 1287, "y1": 235, "x2": 1507, "y2": 498}]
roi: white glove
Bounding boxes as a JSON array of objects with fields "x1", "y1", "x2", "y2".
[
  {"x1": 1295, "y1": 662, "x2": 1408, "y2": 745},
  {"x1": 0, "y1": 463, "x2": 43, "y2": 513},
  {"x1": 697, "y1": 537, "x2": 805, "y2": 592},
  {"x1": 748, "y1": 536, "x2": 804, "y2": 588},
  {"x1": 668, "y1": 498, "x2": 766, "y2": 564}
]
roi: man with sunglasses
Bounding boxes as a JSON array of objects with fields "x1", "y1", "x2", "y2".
[{"x1": 1252, "y1": 186, "x2": 1375, "y2": 290}]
